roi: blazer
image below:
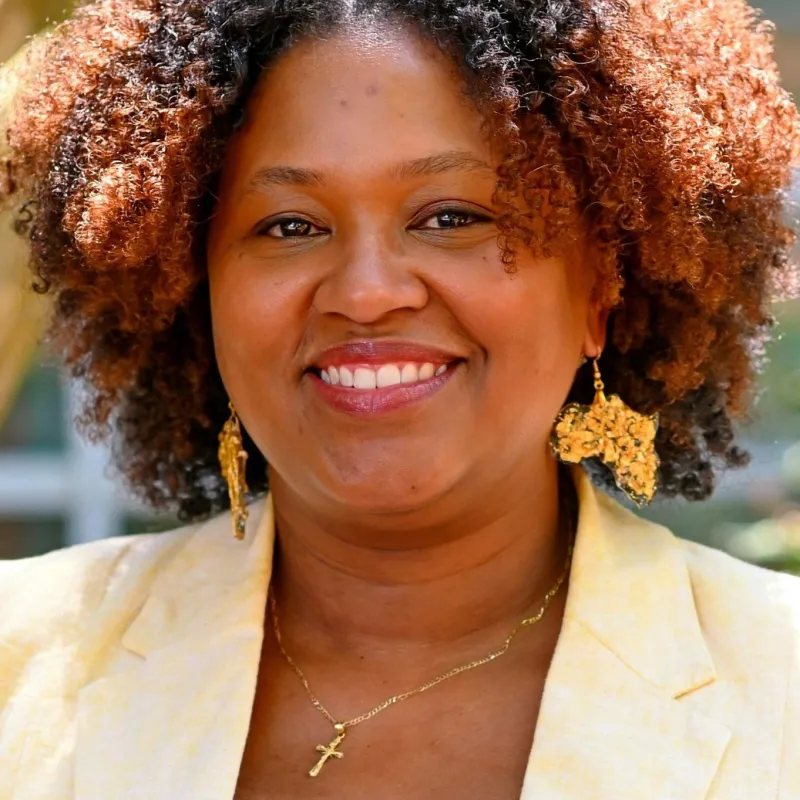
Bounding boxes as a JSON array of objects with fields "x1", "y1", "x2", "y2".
[{"x1": 1, "y1": 468, "x2": 799, "y2": 800}]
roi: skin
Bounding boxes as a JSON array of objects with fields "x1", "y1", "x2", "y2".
[{"x1": 207, "y1": 22, "x2": 605, "y2": 800}]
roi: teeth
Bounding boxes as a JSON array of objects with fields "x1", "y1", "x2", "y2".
[
  {"x1": 376, "y1": 364, "x2": 402, "y2": 388},
  {"x1": 339, "y1": 366, "x2": 354, "y2": 387},
  {"x1": 401, "y1": 364, "x2": 419, "y2": 384},
  {"x1": 353, "y1": 368, "x2": 377, "y2": 390},
  {"x1": 319, "y1": 362, "x2": 452, "y2": 390}
]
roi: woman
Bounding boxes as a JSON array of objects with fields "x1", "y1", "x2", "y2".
[{"x1": 1, "y1": 0, "x2": 799, "y2": 796}]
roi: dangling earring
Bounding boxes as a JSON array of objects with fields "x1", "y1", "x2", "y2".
[
  {"x1": 551, "y1": 357, "x2": 660, "y2": 506},
  {"x1": 218, "y1": 402, "x2": 249, "y2": 539}
]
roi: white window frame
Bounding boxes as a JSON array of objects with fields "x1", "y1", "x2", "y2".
[{"x1": 0, "y1": 380, "x2": 147, "y2": 546}]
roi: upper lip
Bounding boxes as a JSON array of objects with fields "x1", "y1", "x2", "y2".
[{"x1": 306, "y1": 340, "x2": 465, "y2": 371}]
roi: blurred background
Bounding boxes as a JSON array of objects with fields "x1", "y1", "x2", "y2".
[{"x1": 0, "y1": 0, "x2": 799, "y2": 568}]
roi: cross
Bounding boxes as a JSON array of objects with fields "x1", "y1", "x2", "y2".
[{"x1": 308, "y1": 726, "x2": 346, "y2": 778}]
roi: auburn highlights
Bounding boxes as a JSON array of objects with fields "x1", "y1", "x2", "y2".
[{"x1": 2, "y1": 0, "x2": 799, "y2": 520}]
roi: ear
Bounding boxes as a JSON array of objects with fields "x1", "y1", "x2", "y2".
[{"x1": 582, "y1": 299, "x2": 609, "y2": 359}]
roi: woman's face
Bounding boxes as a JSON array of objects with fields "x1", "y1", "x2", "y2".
[{"x1": 207, "y1": 25, "x2": 603, "y2": 517}]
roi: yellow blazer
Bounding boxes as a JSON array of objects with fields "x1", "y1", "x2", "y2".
[{"x1": 1, "y1": 470, "x2": 799, "y2": 799}]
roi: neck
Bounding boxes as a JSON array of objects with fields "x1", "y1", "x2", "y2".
[{"x1": 267, "y1": 464, "x2": 576, "y2": 662}]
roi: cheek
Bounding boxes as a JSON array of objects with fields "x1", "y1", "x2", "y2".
[
  {"x1": 459, "y1": 256, "x2": 582, "y2": 364},
  {"x1": 453, "y1": 256, "x2": 584, "y2": 429},
  {"x1": 208, "y1": 250, "x2": 307, "y2": 397}
]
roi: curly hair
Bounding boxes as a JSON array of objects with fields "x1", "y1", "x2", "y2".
[{"x1": 1, "y1": 0, "x2": 799, "y2": 521}]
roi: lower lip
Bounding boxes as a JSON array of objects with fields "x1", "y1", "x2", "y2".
[{"x1": 307, "y1": 366, "x2": 459, "y2": 415}]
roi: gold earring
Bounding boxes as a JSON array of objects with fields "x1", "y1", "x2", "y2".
[
  {"x1": 218, "y1": 402, "x2": 249, "y2": 539},
  {"x1": 551, "y1": 358, "x2": 659, "y2": 506}
]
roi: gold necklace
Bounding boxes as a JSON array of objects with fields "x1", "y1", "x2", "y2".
[{"x1": 269, "y1": 526, "x2": 575, "y2": 778}]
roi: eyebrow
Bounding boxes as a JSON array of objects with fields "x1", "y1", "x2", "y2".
[{"x1": 244, "y1": 150, "x2": 495, "y2": 193}]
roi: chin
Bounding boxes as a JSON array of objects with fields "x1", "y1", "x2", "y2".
[
  {"x1": 332, "y1": 489, "x2": 440, "y2": 516},
  {"x1": 317, "y1": 462, "x2": 457, "y2": 517}
]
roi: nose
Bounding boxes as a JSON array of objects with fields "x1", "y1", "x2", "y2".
[{"x1": 312, "y1": 230, "x2": 429, "y2": 324}]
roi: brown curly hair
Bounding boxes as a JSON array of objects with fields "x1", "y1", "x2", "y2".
[{"x1": 2, "y1": 0, "x2": 799, "y2": 521}]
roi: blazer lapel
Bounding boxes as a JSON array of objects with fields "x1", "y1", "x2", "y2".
[
  {"x1": 75, "y1": 496, "x2": 275, "y2": 800},
  {"x1": 74, "y1": 471, "x2": 731, "y2": 800},
  {"x1": 520, "y1": 471, "x2": 731, "y2": 799}
]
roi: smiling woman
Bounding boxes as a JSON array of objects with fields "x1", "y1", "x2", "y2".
[
  {"x1": 203, "y1": 30, "x2": 602, "y2": 522},
  {"x1": 0, "y1": 1, "x2": 800, "y2": 799}
]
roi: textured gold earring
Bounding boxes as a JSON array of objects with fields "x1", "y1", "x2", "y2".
[
  {"x1": 551, "y1": 357, "x2": 660, "y2": 506},
  {"x1": 218, "y1": 402, "x2": 249, "y2": 539}
]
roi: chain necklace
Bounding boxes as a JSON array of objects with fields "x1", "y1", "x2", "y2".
[{"x1": 268, "y1": 519, "x2": 575, "y2": 778}]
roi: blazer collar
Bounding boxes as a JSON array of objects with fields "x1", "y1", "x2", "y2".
[
  {"x1": 76, "y1": 472, "x2": 730, "y2": 800},
  {"x1": 121, "y1": 494, "x2": 276, "y2": 660},
  {"x1": 75, "y1": 497, "x2": 276, "y2": 800},
  {"x1": 565, "y1": 470, "x2": 717, "y2": 698},
  {"x1": 519, "y1": 469, "x2": 731, "y2": 798}
]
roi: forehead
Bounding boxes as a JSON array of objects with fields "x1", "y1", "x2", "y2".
[{"x1": 219, "y1": 26, "x2": 493, "y2": 187}]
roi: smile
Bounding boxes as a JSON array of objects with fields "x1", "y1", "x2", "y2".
[
  {"x1": 306, "y1": 360, "x2": 461, "y2": 415},
  {"x1": 316, "y1": 361, "x2": 449, "y2": 389}
]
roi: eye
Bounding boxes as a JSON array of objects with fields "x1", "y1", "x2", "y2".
[
  {"x1": 257, "y1": 216, "x2": 326, "y2": 239},
  {"x1": 415, "y1": 207, "x2": 491, "y2": 230}
]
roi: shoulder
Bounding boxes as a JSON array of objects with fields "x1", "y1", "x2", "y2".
[
  {"x1": 595, "y1": 476, "x2": 800, "y2": 644},
  {"x1": 0, "y1": 505, "x2": 242, "y2": 632},
  {"x1": 0, "y1": 525, "x2": 186, "y2": 640},
  {"x1": 599, "y1": 492, "x2": 800, "y2": 788},
  {"x1": 591, "y1": 486, "x2": 800, "y2": 674},
  {"x1": 674, "y1": 536, "x2": 800, "y2": 792},
  {"x1": 0, "y1": 513, "x2": 227, "y2": 701},
  {"x1": 678, "y1": 535, "x2": 800, "y2": 697},
  {"x1": 593, "y1": 485, "x2": 800, "y2": 635},
  {"x1": 677, "y1": 534, "x2": 800, "y2": 638}
]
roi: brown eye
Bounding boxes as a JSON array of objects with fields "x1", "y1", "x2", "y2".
[
  {"x1": 259, "y1": 217, "x2": 323, "y2": 238},
  {"x1": 416, "y1": 208, "x2": 490, "y2": 230}
]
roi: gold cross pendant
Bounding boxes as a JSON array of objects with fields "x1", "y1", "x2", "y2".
[{"x1": 308, "y1": 724, "x2": 346, "y2": 778}]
